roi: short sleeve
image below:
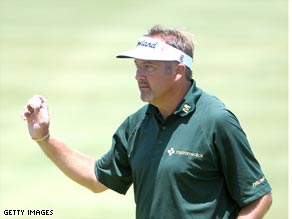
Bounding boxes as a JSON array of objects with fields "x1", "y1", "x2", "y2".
[
  {"x1": 213, "y1": 109, "x2": 271, "y2": 207},
  {"x1": 95, "y1": 119, "x2": 133, "y2": 194}
]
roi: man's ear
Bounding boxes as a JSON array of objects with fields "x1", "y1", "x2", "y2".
[{"x1": 176, "y1": 63, "x2": 186, "y2": 75}]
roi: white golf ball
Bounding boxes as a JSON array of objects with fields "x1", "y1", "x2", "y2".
[{"x1": 29, "y1": 97, "x2": 42, "y2": 109}]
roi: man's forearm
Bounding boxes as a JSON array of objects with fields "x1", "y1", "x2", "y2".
[
  {"x1": 37, "y1": 135, "x2": 108, "y2": 193},
  {"x1": 237, "y1": 192, "x2": 272, "y2": 219}
]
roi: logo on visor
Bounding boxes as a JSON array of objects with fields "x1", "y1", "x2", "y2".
[
  {"x1": 179, "y1": 55, "x2": 184, "y2": 62},
  {"x1": 137, "y1": 39, "x2": 158, "y2": 49}
]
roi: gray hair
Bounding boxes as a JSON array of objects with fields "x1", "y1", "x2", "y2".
[{"x1": 145, "y1": 25, "x2": 194, "y2": 80}]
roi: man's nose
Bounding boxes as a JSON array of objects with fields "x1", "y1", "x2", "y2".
[{"x1": 135, "y1": 69, "x2": 146, "y2": 81}]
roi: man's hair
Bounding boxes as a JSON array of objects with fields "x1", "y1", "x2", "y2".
[{"x1": 145, "y1": 25, "x2": 194, "y2": 80}]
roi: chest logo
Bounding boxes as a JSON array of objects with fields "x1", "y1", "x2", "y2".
[
  {"x1": 167, "y1": 147, "x2": 176, "y2": 156},
  {"x1": 167, "y1": 147, "x2": 203, "y2": 158}
]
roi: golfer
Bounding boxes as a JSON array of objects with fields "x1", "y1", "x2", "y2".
[{"x1": 23, "y1": 25, "x2": 272, "y2": 219}]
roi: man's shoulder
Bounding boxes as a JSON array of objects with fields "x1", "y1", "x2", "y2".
[
  {"x1": 124, "y1": 104, "x2": 150, "y2": 128},
  {"x1": 196, "y1": 91, "x2": 238, "y2": 127},
  {"x1": 115, "y1": 105, "x2": 149, "y2": 137},
  {"x1": 130, "y1": 104, "x2": 149, "y2": 118},
  {"x1": 197, "y1": 91, "x2": 227, "y2": 115}
]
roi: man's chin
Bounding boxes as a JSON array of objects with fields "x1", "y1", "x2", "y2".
[{"x1": 140, "y1": 93, "x2": 153, "y2": 103}]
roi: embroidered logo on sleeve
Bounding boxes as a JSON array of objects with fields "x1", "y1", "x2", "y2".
[{"x1": 252, "y1": 176, "x2": 266, "y2": 187}]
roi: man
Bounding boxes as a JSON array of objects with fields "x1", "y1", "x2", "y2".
[{"x1": 23, "y1": 25, "x2": 272, "y2": 219}]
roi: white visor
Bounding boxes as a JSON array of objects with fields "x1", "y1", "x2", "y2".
[{"x1": 116, "y1": 36, "x2": 193, "y2": 69}]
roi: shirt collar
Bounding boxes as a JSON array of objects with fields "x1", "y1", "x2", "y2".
[
  {"x1": 146, "y1": 80, "x2": 202, "y2": 117},
  {"x1": 173, "y1": 80, "x2": 202, "y2": 117}
]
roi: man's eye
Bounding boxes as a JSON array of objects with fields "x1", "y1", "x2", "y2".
[{"x1": 145, "y1": 65, "x2": 154, "y2": 70}]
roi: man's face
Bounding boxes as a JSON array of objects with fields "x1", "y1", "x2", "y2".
[{"x1": 134, "y1": 59, "x2": 177, "y2": 106}]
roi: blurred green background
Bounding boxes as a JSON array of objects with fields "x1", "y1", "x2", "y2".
[{"x1": 0, "y1": 0, "x2": 288, "y2": 218}]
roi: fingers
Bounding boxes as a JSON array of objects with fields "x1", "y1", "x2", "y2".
[
  {"x1": 22, "y1": 95, "x2": 48, "y2": 122},
  {"x1": 23, "y1": 95, "x2": 50, "y2": 141},
  {"x1": 22, "y1": 105, "x2": 33, "y2": 121},
  {"x1": 28, "y1": 95, "x2": 43, "y2": 110}
]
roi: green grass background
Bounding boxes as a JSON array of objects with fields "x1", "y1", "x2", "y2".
[{"x1": 0, "y1": 0, "x2": 288, "y2": 218}]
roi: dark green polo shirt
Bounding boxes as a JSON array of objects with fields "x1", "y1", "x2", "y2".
[{"x1": 95, "y1": 81, "x2": 271, "y2": 219}]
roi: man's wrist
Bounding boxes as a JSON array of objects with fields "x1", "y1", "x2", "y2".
[{"x1": 32, "y1": 132, "x2": 50, "y2": 142}]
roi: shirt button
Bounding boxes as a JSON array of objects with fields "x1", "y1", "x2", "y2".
[
  {"x1": 162, "y1": 126, "x2": 166, "y2": 130},
  {"x1": 158, "y1": 140, "x2": 163, "y2": 145}
]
